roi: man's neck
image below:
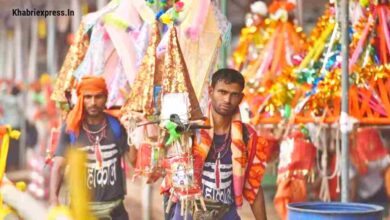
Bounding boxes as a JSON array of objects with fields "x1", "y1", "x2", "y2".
[
  {"x1": 85, "y1": 114, "x2": 106, "y2": 125},
  {"x1": 211, "y1": 108, "x2": 232, "y2": 135}
]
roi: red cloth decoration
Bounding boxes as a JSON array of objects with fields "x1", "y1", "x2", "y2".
[
  {"x1": 135, "y1": 142, "x2": 164, "y2": 183},
  {"x1": 350, "y1": 128, "x2": 388, "y2": 175},
  {"x1": 277, "y1": 131, "x2": 316, "y2": 178}
]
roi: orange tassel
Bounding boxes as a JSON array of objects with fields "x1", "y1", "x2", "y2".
[
  {"x1": 95, "y1": 142, "x2": 103, "y2": 169},
  {"x1": 274, "y1": 178, "x2": 307, "y2": 220},
  {"x1": 385, "y1": 167, "x2": 390, "y2": 197}
]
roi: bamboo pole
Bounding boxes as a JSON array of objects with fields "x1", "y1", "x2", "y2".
[{"x1": 340, "y1": 0, "x2": 350, "y2": 202}]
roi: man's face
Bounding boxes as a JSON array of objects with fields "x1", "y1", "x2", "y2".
[
  {"x1": 83, "y1": 91, "x2": 107, "y2": 117},
  {"x1": 209, "y1": 81, "x2": 244, "y2": 116}
]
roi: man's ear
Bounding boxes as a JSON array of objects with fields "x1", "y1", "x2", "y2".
[
  {"x1": 239, "y1": 92, "x2": 244, "y2": 103},
  {"x1": 240, "y1": 92, "x2": 245, "y2": 103},
  {"x1": 208, "y1": 85, "x2": 213, "y2": 95},
  {"x1": 103, "y1": 95, "x2": 108, "y2": 105}
]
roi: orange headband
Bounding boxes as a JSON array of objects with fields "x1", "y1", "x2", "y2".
[
  {"x1": 76, "y1": 76, "x2": 108, "y2": 96},
  {"x1": 66, "y1": 76, "x2": 108, "y2": 135}
]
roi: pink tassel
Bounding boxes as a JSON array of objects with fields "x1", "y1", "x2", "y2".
[
  {"x1": 215, "y1": 159, "x2": 220, "y2": 189},
  {"x1": 380, "y1": 7, "x2": 390, "y2": 56},
  {"x1": 349, "y1": 15, "x2": 373, "y2": 71},
  {"x1": 95, "y1": 143, "x2": 103, "y2": 169},
  {"x1": 255, "y1": 33, "x2": 277, "y2": 79},
  {"x1": 103, "y1": 29, "x2": 110, "y2": 42}
]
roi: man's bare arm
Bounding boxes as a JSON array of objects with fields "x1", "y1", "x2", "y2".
[
  {"x1": 250, "y1": 186, "x2": 267, "y2": 220},
  {"x1": 49, "y1": 156, "x2": 66, "y2": 206},
  {"x1": 125, "y1": 145, "x2": 137, "y2": 167}
]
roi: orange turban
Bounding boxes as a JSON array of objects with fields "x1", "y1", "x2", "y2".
[{"x1": 66, "y1": 76, "x2": 108, "y2": 135}]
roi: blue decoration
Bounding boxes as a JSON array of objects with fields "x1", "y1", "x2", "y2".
[{"x1": 156, "y1": 9, "x2": 165, "y2": 20}]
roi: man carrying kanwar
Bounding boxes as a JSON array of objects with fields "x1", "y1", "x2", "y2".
[
  {"x1": 50, "y1": 76, "x2": 136, "y2": 220},
  {"x1": 166, "y1": 69, "x2": 269, "y2": 220}
]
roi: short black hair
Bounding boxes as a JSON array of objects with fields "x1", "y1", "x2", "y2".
[{"x1": 211, "y1": 68, "x2": 245, "y2": 90}]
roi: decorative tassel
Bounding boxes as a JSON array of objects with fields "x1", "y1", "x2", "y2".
[
  {"x1": 95, "y1": 137, "x2": 103, "y2": 169},
  {"x1": 180, "y1": 198, "x2": 184, "y2": 216},
  {"x1": 215, "y1": 157, "x2": 220, "y2": 189},
  {"x1": 165, "y1": 194, "x2": 174, "y2": 214},
  {"x1": 102, "y1": 13, "x2": 134, "y2": 32}
]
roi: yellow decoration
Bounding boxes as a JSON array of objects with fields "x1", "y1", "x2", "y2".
[
  {"x1": 266, "y1": 68, "x2": 297, "y2": 109},
  {"x1": 0, "y1": 125, "x2": 21, "y2": 209},
  {"x1": 299, "y1": 21, "x2": 335, "y2": 69},
  {"x1": 81, "y1": 3, "x2": 89, "y2": 15},
  {"x1": 46, "y1": 150, "x2": 94, "y2": 220},
  {"x1": 232, "y1": 23, "x2": 268, "y2": 70},
  {"x1": 160, "y1": 14, "x2": 172, "y2": 24},
  {"x1": 102, "y1": 13, "x2": 132, "y2": 31},
  {"x1": 15, "y1": 181, "x2": 26, "y2": 192},
  {"x1": 0, "y1": 206, "x2": 18, "y2": 219},
  {"x1": 47, "y1": 205, "x2": 73, "y2": 220},
  {"x1": 38, "y1": 19, "x2": 46, "y2": 39},
  {"x1": 307, "y1": 7, "x2": 331, "y2": 46},
  {"x1": 359, "y1": 0, "x2": 369, "y2": 7},
  {"x1": 66, "y1": 149, "x2": 96, "y2": 220},
  {"x1": 39, "y1": 73, "x2": 51, "y2": 85}
]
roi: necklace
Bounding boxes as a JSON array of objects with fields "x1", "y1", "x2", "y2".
[
  {"x1": 82, "y1": 120, "x2": 108, "y2": 169},
  {"x1": 212, "y1": 128, "x2": 231, "y2": 190},
  {"x1": 212, "y1": 135, "x2": 231, "y2": 160},
  {"x1": 82, "y1": 120, "x2": 108, "y2": 134},
  {"x1": 85, "y1": 128, "x2": 107, "y2": 147}
]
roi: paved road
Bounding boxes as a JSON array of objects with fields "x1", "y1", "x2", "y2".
[
  {"x1": 124, "y1": 177, "x2": 279, "y2": 220},
  {"x1": 7, "y1": 170, "x2": 279, "y2": 219}
]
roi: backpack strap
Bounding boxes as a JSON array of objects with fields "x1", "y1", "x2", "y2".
[
  {"x1": 69, "y1": 132, "x2": 77, "y2": 145},
  {"x1": 107, "y1": 115, "x2": 122, "y2": 140},
  {"x1": 242, "y1": 123, "x2": 250, "y2": 147},
  {"x1": 243, "y1": 123, "x2": 257, "y2": 174},
  {"x1": 106, "y1": 115, "x2": 127, "y2": 195}
]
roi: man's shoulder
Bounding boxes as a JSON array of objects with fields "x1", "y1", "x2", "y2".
[
  {"x1": 104, "y1": 113, "x2": 123, "y2": 127},
  {"x1": 242, "y1": 123, "x2": 255, "y2": 133},
  {"x1": 59, "y1": 123, "x2": 69, "y2": 135},
  {"x1": 104, "y1": 114, "x2": 126, "y2": 138},
  {"x1": 241, "y1": 123, "x2": 257, "y2": 149},
  {"x1": 242, "y1": 123, "x2": 257, "y2": 138}
]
